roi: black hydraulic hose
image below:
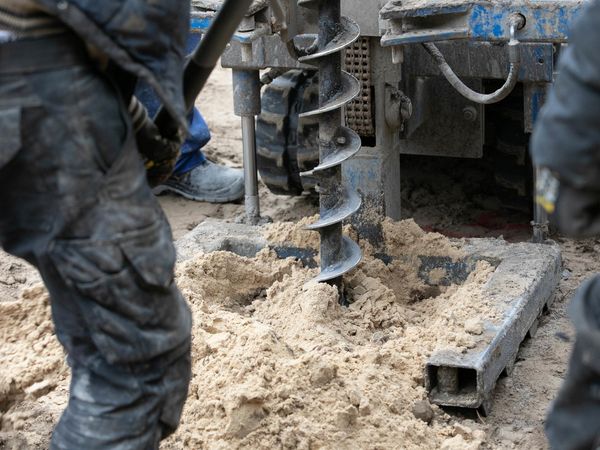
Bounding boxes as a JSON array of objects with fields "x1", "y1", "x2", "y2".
[
  {"x1": 154, "y1": 0, "x2": 255, "y2": 137},
  {"x1": 422, "y1": 15, "x2": 525, "y2": 105}
]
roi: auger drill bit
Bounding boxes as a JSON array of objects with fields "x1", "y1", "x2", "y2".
[{"x1": 297, "y1": 0, "x2": 362, "y2": 292}]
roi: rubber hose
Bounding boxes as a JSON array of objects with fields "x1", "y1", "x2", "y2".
[{"x1": 422, "y1": 41, "x2": 520, "y2": 105}]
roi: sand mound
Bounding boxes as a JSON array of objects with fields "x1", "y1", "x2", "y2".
[
  {"x1": 0, "y1": 286, "x2": 69, "y2": 449},
  {"x1": 168, "y1": 219, "x2": 492, "y2": 449},
  {"x1": 1, "y1": 219, "x2": 495, "y2": 449}
]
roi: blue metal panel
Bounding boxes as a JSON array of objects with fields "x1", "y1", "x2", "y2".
[
  {"x1": 381, "y1": 0, "x2": 584, "y2": 46},
  {"x1": 190, "y1": 17, "x2": 257, "y2": 44},
  {"x1": 469, "y1": 3, "x2": 583, "y2": 42},
  {"x1": 529, "y1": 88, "x2": 544, "y2": 123},
  {"x1": 190, "y1": 17, "x2": 212, "y2": 33},
  {"x1": 524, "y1": 82, "x2": 550, "y2": 132},
  {"x1": 518, "y1": 44, "x2": 554, "y2": 82}
]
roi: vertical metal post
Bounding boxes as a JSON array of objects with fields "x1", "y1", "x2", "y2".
[
  {"x1": 241, "y1": 115, "x2": 260, "y2": 222},
  {"x1": 345, "y1": 45, "x2": 404, "y2": 248},
  {"x1": 532, "y1": 166, "x2": 549, "y2": 243},
  {"x1": 233, "y1": 69, "x2": 262, "y2": 225}
]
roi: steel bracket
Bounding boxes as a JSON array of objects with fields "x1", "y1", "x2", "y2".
[{"x1": 425, "y1": 239, "x2": 561, "y2": 413}]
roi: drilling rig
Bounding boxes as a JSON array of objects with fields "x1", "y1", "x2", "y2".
[
  {"x1": 193, "y1": 0, "x2": 582, "y2": 243},
  {"x1": 189, "y1": 0, "x2": 581, "y2": 413}
]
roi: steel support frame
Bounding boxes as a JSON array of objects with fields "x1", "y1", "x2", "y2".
[
  {"x1": 344, "y1": 40, "x2": 402, "y2": 246},
  {"x1": 233, "y1": 69, "x2": 263, "y2": 224},
  {"x1": 192, "y1": 1, "x2": 569, "y2": 245},
  {"x1": 380, "y1": 0, "x2": 583, "y2": 46}
]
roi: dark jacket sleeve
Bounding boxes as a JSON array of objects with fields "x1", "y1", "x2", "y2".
[
  {"x1": 37, "y1": 0, "x2": 190, "y2": 132},
  {"x1": 530, "y1": 0, "x2": 600, "y2": 191}
]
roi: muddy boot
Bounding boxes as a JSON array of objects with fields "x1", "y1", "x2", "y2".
[
  {"x1": 546, "y1": 276, "x2": 600, "y2": 450},
  {"x1": 153, "y1": 160, "x2": 245, "y2": 203}
]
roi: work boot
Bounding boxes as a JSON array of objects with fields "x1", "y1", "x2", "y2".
[{"x1": 154, "y1": 161, "x2": 245, "y2": 203}]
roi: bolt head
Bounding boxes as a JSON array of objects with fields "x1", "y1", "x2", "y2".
[{"x1": 462, "y1": 106, "x2": 478, "y2": 122}]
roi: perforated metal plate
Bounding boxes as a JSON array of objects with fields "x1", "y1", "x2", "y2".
[{"x1": 344, "y1": 37, "x2": 375, "y2": 139}]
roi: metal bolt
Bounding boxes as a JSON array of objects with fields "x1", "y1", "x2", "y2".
[
  {"x1": 463, "y1": 106, "x2": 478, "y2": 122},
  {"x1": 336, "y1": 136, "x2": 347, "y2": 146},
  {"x1": 57, "y1": 1, "x2": 68, "y2": 10}
]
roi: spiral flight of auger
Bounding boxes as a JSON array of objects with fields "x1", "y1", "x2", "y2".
[{"x1": 297, "y1": 0, "x2": 363, "y2": 295}]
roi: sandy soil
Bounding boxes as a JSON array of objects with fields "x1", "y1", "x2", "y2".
[{"x1": 0, "y1": 64, "x2": 594, "y2": 449}]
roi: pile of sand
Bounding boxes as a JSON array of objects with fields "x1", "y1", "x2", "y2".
[
  {"x1": 0, "y1": 219, "x2": 498, "y2": 449},
  {"x1": 0, "y1": 286, "x2": 69, "y2": 448}
]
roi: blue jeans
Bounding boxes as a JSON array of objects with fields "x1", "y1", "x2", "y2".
[{"x1": 135, "y1": 33, "x2": 209, "y2": 177}]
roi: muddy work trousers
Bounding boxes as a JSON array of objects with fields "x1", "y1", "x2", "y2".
[
  {"x1": 546, "y1": 276, "x2": 600, "y2": 450},
  {"x1": 0, "y1": 36, "x2": 192, "y2": 449}
]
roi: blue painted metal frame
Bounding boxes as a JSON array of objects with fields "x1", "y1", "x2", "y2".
[
  {"x1": 191, "y1": 16, "x2": 258, "y2": 44},
  {"x1": 469, "y1": 3, "x2": 581, "y2": 42},
  {"x1": 381, "y1": 0, "x2": 583, "y2": 46},
  {"x1": 190, "y1": 17, "x2": 212, "y2": 33}
]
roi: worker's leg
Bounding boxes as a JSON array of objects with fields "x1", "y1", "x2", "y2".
[
  {"x1": 172, "y1": 107, "x2": 209, "y2": 175},
  {"x1": 136, "y1": 82, "x2": 245, "y2": 203},
  {"x1": 135, "y1": 33, "x2": 245, "y2": 204},
  {"x1": 0, "y1": 63, "x2": 191, "y2": 449},
  {"x1": 545, "y1": 276, "x2": 600, "y2": 450}
]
